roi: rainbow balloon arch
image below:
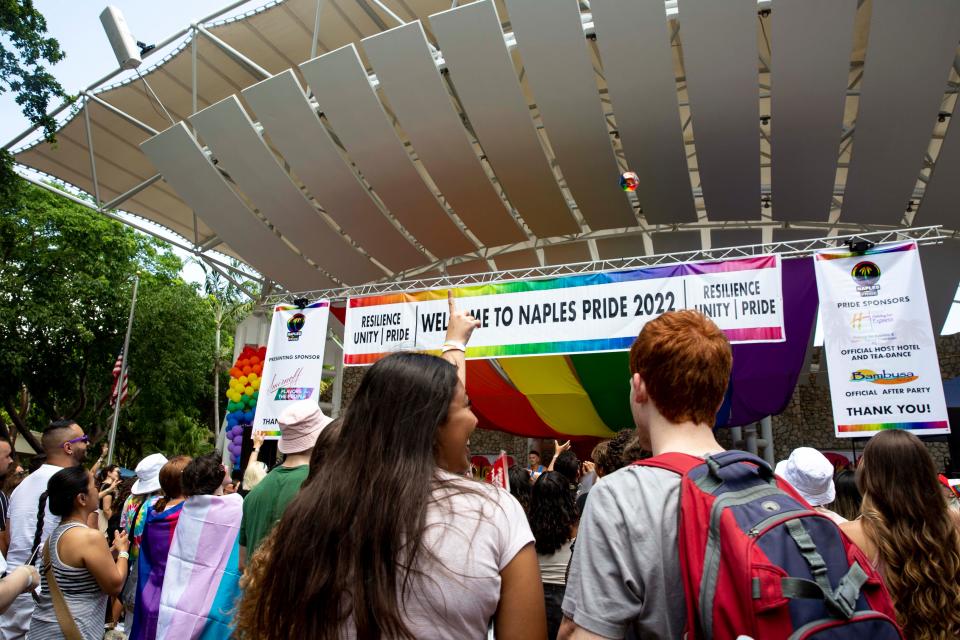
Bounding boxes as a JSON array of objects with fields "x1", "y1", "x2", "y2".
[{"x1": 224, "y1": 345, "x2": 266, "y2": 469}]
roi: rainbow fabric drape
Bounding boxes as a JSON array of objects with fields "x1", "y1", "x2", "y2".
[{"x1": 336, "y1": 257, "x2": 819, "y2": 440}]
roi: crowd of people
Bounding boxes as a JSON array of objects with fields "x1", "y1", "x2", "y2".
[{"x1": 0, "y1": 297, "x2": 957, "y2": 639}]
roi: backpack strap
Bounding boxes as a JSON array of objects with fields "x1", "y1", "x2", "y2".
[{"x1": 783, "y1": 519, "x2": 865, "y2": 619}]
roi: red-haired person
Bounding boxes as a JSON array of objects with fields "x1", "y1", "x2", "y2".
[{"x1": 559, "y1": 310, "x2": 732, "y2": 639}]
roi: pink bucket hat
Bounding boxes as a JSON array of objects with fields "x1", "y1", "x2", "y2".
[{"x1": 277, "y1": 400, "x2": 333, "y2": 454}]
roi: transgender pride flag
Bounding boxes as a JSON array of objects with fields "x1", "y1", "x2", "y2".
[{"x1": 157, "y1": 493, "x2": 244, "y2": 639}]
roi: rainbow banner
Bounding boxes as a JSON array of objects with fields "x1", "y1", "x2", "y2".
[
  {"x1": 814, "y1": 241, "x2": 950, "y2": 438},
  {"x1": 344, "y1": 255, "x2": 784, "y2": 365}
]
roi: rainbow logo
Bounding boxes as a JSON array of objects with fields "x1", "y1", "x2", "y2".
[{"x1": 849, "y1": 369, "x2": 917, "y2": 385}]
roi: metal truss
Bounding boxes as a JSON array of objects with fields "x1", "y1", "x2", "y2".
[{"x1": 264, "y1": 225, "x2": 944, "y2": 306}]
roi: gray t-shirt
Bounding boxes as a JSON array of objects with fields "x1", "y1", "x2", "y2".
[{"x1": 562, "y1": 465, "x2": 686, "y2": 639}]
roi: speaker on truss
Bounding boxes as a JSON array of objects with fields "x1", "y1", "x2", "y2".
[{"x1": 100, "y1": 6, "x2": 142, "y2": 70}]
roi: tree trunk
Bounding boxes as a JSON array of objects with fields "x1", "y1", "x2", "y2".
[{"x1": 2, "y1": 395, "x2": 42, "y2": 454}]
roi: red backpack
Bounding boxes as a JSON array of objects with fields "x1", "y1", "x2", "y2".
[{"x1": 636, "y1": 450, "x2": 902, "y2": 640}]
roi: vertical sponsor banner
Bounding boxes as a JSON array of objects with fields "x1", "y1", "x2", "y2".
[
  {"x1": 814, "y1": 242, "x2": 949, "y2": 438},
  {"x1": 252, "y1": 301, "x2": 330, "y2": 439}
]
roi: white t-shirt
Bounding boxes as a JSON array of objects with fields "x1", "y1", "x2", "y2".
[
  {"x1": 5, "y1": 465, "x2": 62, "y2": 568},
  {"x1": 0, "y1": 464, "x2": 63, "y2": 639},
  {"x1": 345, "y1": 470, "x2": 533, "y2": 640}
]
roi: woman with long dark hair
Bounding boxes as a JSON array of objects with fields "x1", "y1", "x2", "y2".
[
  {"x1": 529, "y1": 471, "x2": 578, "y2": 639},
  {"x1": 96, "y1": 465, "x2": 120, "y2": 537},
  {"x1": 841, "y1": 430, "x2": 960, "y2": 639},
  {"x1": 27, "y1": 467, "x2": 129, "y2": 640},
  {"x1": 236, "y1": 294, "x2": 545, "y2": 639},
  {"x1": 508, "y1": 464, "x2": 532, "y2": 514},
  {"x1": 830, "y1": 467, "x2": 862, "y2": 522}
]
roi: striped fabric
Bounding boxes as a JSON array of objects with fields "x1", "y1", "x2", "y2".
[
  {"x1": 130, "y1": 502, "x2": 184, "y2": 640},
  {"x1": 28, "y1": 522, "x2": 108, "y2": 640},
  {"x1": 157, "y1": 494, "x2": 243, "y2": 640}
]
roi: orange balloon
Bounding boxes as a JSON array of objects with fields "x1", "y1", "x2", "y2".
[
  {"x1": 254, "y1": 363, "x2": 263, "y2": 375},
  {"x1": 248, "y1": 355, "x2": 260, "y2": 365},
  {"x1": 229, "y1": 367, "x2": 242, "y2": 378},
  {"x1": 242, "y1": 366, "x2": 252, "y2": 375}
]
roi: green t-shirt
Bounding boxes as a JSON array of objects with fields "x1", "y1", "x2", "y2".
[{"x1": 239, "y1": 464, "x2": 309, "y2": 553}]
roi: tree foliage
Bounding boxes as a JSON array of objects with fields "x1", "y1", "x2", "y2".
[
  {"x1": 0, "y1": 0, "x2": 71, "y2": 205},
  {"x1": 0, "y1": 183, "x2": 219, "y2": 464}
]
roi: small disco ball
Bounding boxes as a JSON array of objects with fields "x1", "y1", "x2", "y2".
[{"x1": 619, "y1": 171, "x2": 639, "y2": 192}]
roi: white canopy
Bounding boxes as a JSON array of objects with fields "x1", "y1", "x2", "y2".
[{"x1": 8, "y1": 0, "x2": 960, "y2": 327}]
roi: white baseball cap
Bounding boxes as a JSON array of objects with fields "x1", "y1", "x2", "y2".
[
  {"x1": 775, "y1": 447, "x2": 836, "y2": 507},
  {"x1": 131, "y1": 453, "x2": 168, "y2": 495}
]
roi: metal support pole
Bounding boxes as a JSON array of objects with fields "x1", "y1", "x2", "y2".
[
  {"x1": 743, "y1": 423, "x2": 758, "y2": 456},
  {"x1": 729, "y1": 425, "x2": 743, "y2": 449},
  {"x1": 82, "y1": 101, "x2": 101, "y2": 207},
  {"x1": 196, "y1": 25, "x2": 270, "y2": 79},
  {"x1": 199, "y1": 235, "x2": 223, "y2": 252},
  {"x1": 84, "y1": 93, "x2": 158, "y2": 136},
  {"x1": 759, "y1": 416, "x2": 775, "y2": 465},
  {"x1": 107, "y1": 275, "x2": 140, "y2": 465},
  {"x1": 192, "y1": 27, "x2": 199, "y2": 116},
  {"x1": 310, "y1": 0, "x2": 324, "y2": 60},
  {"x1": 201, "y1": 256, "x2": 259, "y2": 301},
  {"x1": 101, "y1": 174, "x2": 162, "y2": 211}
]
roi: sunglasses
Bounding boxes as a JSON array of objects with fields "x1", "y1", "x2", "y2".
[{"x1": 63, "y1": 435, "x2": 90, "y2": 447}]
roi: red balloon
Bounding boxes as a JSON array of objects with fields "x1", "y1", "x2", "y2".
[{"x1": 248, "y1": 355, "x2": 260, "y2": 365}]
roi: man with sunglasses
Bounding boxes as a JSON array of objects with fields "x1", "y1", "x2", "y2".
[{"x1": 0, "y1": 419, "x2": 87, "y2": 638}]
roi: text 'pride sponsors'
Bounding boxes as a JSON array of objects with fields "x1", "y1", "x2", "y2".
[
  {"x1": 814, "y1": 242, "x2": 949, "y2": 438},
  {"x1": 343, "y1": 255, "x2": 784, "y2": 365},
  {"x1": 252, "y1": 301, "x2": 330, "y2": 438}
]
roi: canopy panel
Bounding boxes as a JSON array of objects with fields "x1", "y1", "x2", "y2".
[{"x1": 9, "y1": 0, "x2": 959, "y2": 302}]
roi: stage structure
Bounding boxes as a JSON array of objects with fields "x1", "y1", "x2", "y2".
[
  {"x1": 6, "y1": 0, "x2": 960, "y2": 449},
  {"x1": 253, "y1": 227, "x2": 945, "y2": 461}
]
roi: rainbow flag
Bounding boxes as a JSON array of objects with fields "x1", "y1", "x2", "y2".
[
  {"x1": 157, "y1": 494, "x2": 244, "y2": 640},
  {"x1": 130, "y1": 501, "x2": 184, "y2": 640}
]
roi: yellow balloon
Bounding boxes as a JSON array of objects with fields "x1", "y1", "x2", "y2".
[
  {"x1": 247, "y1": 372, "x2": 258, "y2": 382},
  {"x1": 251, "y1": 378, "x2": 261, "y2": 391},
  {"x1": 238, "y1": 376, "x2": 249, "y2": 386},
  {"x1": 229, "y1": 379, "x2": 240, "y2": 390},
  {"x1": 228, "y1": 391, "x2": 240, "y2": 402},
  {"x1": 244, "y1": 386, "x2": 254, "y2": 396}
]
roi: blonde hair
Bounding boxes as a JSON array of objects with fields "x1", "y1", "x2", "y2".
[{"x1": 859, "y1": 430, "x2": 960, "y2": 639}]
